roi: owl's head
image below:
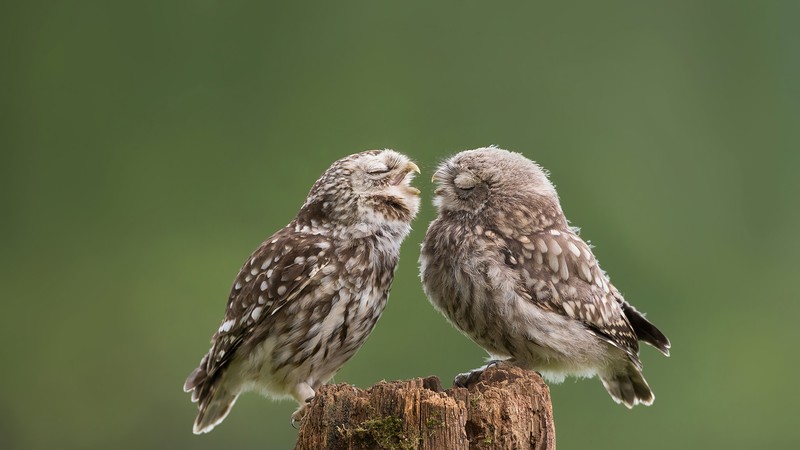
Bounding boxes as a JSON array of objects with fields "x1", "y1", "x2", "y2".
[
  {"x1": 300, "y1": 149, "x2": 421, "y2": 231},
  {"x1": 431, "y1": 146, "x2": 560, "y2": 216}
]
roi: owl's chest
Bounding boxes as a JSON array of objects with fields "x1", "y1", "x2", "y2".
[
  {"x1": 332, "y1": 244, "x2": 398, "y2": 311},
  {"x1": 423, "y1": 225, "x2": 522, "y2": 337},
  {"x1": 426, "y1": 226, "x2": 507, "y2": 287}
]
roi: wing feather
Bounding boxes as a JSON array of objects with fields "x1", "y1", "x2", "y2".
[
  {"x1": 194, "y1": 228, "x2": 333, "y2": 385},
  {"x1": 498, "y1": 228, "x2": 641, "y2": 364}
]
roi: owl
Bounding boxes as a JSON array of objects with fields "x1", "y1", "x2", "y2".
[
  {"x1": 184, "y1": 150, "x2": 420, "y2": 434},
  {"x1": 419, "y1": 147, "x2": 670, "y2": 407}
]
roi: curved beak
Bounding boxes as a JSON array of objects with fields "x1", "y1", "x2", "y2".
[
  {"x1": 390, "y1": 161, "x2": 421, "y2": 184},
  {"x1": 389, "y1": 160, "x2": 422, "y2": 195},
  {"x1": 431, "y1": 168, "x2": 445, "y2": 184},
  {"x1": 405, "y1": 161, "x2": 421, "y2": 195}
]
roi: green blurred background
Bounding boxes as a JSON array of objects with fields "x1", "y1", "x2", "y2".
[{"x1": 2, "y1": 1, "x2": 799, "y2": 449}]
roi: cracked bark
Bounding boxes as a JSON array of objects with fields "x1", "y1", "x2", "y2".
[{"x1": 294, "y1": 363, "x2": 555, "y2": 450}]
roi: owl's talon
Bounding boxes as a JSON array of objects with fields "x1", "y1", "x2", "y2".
[
  {"x1": 454, "y1": 368, "x2": 486, "y2": 387},
  {"x1": 454, "y1": 360, "x2": 508, "y2": 387},
  {"x1": 290, "y1": 404, "x2": 308, "y2": 429}
]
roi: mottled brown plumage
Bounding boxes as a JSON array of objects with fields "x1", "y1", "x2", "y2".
[
  {"x1": 185, "y1": 150, "x2": 420, "y2": 433},
  {"x1": 419, "y1": 146, "x2": 669, "y2": 408}
]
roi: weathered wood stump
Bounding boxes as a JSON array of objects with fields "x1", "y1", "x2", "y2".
[{"x1": 295, "y1": 363, "x2": 555, "y2": 450}]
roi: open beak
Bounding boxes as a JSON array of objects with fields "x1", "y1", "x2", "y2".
[
  {"x1": 390, "y1": 160, "x2": 421, "y2": 195},
  {"x1": 405, "y1": 161, "x2": 421, "y2": 195}
]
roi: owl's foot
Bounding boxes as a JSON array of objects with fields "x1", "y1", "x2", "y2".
[
  {"x1": 453, "y1": 360, "x2": 504, "y2": 387},
  {"x1": 290, "y1": 382, "x2": 316, "y2": 429},
  {"x1": 453, "y1": 369, "x2": 481, "y2": 388},
  {"x1": 290, "y1": 403, "x2": 309, "y2": 429}
]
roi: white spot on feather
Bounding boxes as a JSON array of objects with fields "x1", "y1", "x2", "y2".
[
  {"x1": 536, "y1": 238, "x2": 548, "y2": 253},
  {"x1": 548, "y1": 253, "x2": 559, "y2": 273},
  {"x1": 251, "y1": 306, "x2": 263, "y2": 321},
  {"x1": 559, "y1": 256, "x2": 569, "y2": 280},
  {"x1": 580, "y1": 263, "x2": 593, "y2": 282},
  {"x1": 219, "y1": 319, "x2": 235, "y2": 333}
]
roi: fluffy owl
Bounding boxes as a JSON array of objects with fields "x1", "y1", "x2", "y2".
[
  {"x1": 420, "y1": 147, "x2": 670, "y2": 407},
  {"x1": 184, "y1": 150, "x2": 420, "y2": 434}
]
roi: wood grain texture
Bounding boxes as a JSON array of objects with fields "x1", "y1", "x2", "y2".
[{"x1": 295, "y1": 363, "x2": 555, "y2": 450}]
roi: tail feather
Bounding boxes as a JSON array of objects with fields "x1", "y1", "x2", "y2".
[
  {"x1": 193, "y1": 387, "x2": 238, "y2": 434},
  {"x1": 185, "y1": 355, "x2": 237, "y2": 434},
  {"x1": 621, "y1": 302, "x2": 671, "y2": 356},
  {"x1": 184, "y1": 354, "x2": 210, "y2": 392},
  {"x1": 600, "y1": 364, "x2": 654, "y2": 408},
  {"x1": 184, "y1": 367, "x2": 206, "y2": 398}
]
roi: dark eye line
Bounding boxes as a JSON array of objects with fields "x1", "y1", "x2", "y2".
[{"x1": 367, "y1": 167, "x2": 391, "y2": 175}]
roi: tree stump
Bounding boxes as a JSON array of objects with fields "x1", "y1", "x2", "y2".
[{"x1": 295, "y1": 363, "x2": 555, "y2": 450}]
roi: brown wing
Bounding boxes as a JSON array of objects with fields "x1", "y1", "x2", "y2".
[
  {"x1": 496, "y1": 227, "x2": 641, "y2": 365},
  {"x1": 185, "y1": 226, "x2": 333, "y2": 397}
]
